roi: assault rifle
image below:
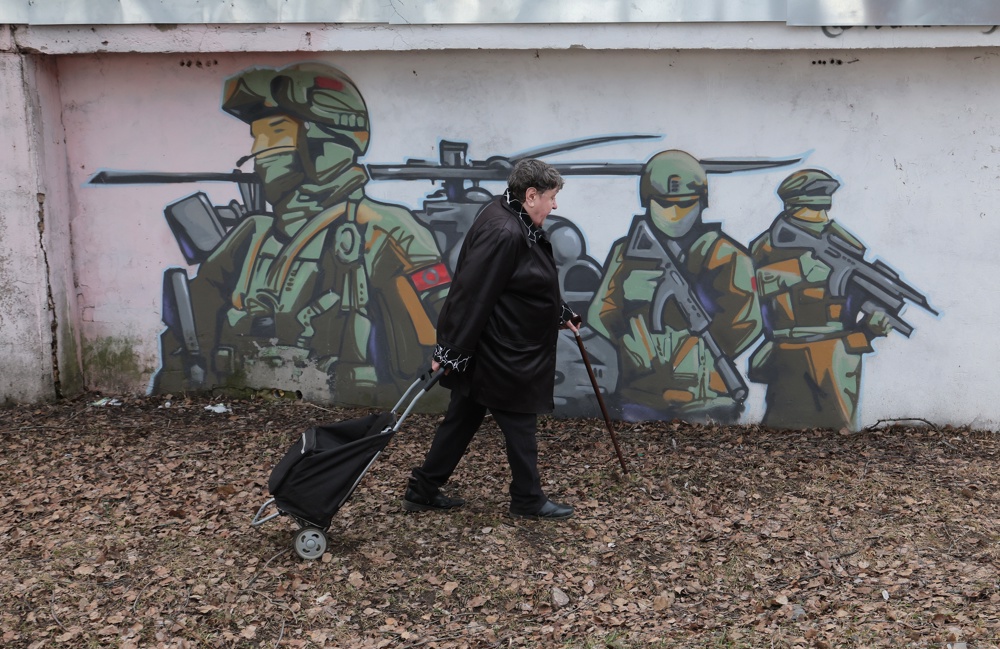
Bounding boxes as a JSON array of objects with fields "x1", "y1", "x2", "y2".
[
  {"x1": 623, "y1": 219, "x2": 749, "y2": 403},
  {"x1": 770, "y1": 219, "x2": 937, "y2": 337}
]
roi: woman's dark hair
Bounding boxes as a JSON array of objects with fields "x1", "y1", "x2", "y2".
[{"x1": 507, "y1": 158, "x2": 564, "y2": 202}]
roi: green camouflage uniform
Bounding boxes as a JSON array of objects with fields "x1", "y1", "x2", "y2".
[
  {"x1": 749, "y1": 169, "x2": 890, "y2": 429},
  {"x1": 154, "y1": 64, "x2": 449, "y2": 406},
  {"x1": 588, "y1": 150, "x2": 762, "y2": 422}
]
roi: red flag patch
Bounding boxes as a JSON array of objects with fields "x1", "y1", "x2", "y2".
[{"x1": 410, "y1": 263, "x2": 451, "y2": 292}]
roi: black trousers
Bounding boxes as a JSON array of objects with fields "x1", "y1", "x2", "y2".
[{"x1": 409, "y1": 389, "x2": 545, "y2": 511}]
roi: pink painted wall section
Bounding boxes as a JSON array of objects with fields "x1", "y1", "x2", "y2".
[{"x1": 62, "y1": 54, "x2": 252, "y2": 392}]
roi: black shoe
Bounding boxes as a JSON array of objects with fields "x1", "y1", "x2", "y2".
[
  {"x1": 510, "y1": 499, "x2": 573, "y2": 520},
  {"x1": 402, "y1": 487, "x2": 465, "y2": 512}
]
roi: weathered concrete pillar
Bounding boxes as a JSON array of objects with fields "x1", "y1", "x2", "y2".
[{"x1": 0, "y1": 25, "x2": 81, "y2": 402}]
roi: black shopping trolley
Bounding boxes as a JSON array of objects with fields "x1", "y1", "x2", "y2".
[{"x1": 252, "y1": 369, "x2": 443, "y2": 559}]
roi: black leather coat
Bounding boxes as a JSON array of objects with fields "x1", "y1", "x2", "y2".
[{"x1": 436, "y1": 195, "x2": 562, "y2": 413}]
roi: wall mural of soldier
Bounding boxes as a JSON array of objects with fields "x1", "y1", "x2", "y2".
[
  {"x1": 748, "y1": 169, "x2": 938, "y2": 429},
  {"x1": 88, "y1": 61, "x2": 936, "y2": 428},
  {"x1": 94, "y1": 63, "x2": 452, "y2": 407},
  {"x1": 586, "y1": 150, "x2": 763, "y2": 424},
  {"x1": 168, "y1": 63, "x2": 455, "y2": 406}
]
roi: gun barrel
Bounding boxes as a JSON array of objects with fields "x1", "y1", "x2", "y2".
[
  {"x1": 703, "y1": 334, "x2": 749, "y2": 402},
  {"x1": 89, "y1": 170, "x2": 258, "y2": 185},
  {"x1": 852, "y1": 259, "x2": 937, "y2": 315}
]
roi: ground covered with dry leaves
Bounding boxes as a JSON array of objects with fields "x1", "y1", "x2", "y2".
[{"x1": 1, "y1": 392, "x2": 998, "y2": 648}]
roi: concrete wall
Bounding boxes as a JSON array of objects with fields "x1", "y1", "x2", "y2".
[
  {"x1": 0, "y1": 24, "x2": 81, "y2": 403},
  {"x1": 2, "y1": 22, "x2": 1000, "y2": 429},
  {"x1": 0, "y1": 29, "x2": 63, "y2": 402},
  {"x1": 27, "y1": 53, "x2": 83, "y2": 397}
]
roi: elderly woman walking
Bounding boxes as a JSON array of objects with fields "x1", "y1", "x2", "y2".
[{"x1": 403, "y1": 158, "x2": 580, "y2": 519}]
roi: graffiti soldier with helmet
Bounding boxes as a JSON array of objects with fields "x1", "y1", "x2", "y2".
[
  {"x1": 153, "y1": 63, "x2": 450, "y2": 404},
  {"x1": 749, "y1": 169, "x2": 902, "y2": 429},
  {"x1": 587, "y1": 150, "x2": 763, "y2": 423}
]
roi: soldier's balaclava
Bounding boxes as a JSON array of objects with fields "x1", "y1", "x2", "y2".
[
  {"x1": 248, "y1": 115, "x2": 307, "y2": 207},
  {"x1": 650, "y1": 197, "x2": 703, "y2": 239}
]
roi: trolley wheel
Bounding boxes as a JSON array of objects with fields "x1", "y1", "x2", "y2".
[{"x1": 293, "y1": 527, "x2": 328, "y2": 560}]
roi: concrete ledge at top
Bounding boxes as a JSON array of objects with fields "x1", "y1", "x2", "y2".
[{"x1": 6, "y1": 21, "x2": 1000, "y2": 56}]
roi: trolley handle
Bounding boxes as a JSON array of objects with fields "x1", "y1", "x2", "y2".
[
  {"x1": 422, "y1": 366, "x2": 445, "y2": 391},
  {"x1": 390, "y1": 367, "x2": 445, "y2": 432}
]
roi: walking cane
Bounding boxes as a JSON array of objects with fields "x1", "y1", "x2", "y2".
[{"x1": 573, "y1": 330, "x2": 629, "y2": 475}]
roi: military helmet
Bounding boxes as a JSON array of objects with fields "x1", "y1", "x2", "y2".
[
  {"x1": 639, "y1": 150, "x2": 708, "y2": 208},
  {"x1": 222, "y1": 63, "x2": 370, "y2": 155},
  {"x1": 777, "y1": 169, "x2": 840, "y2": 209}
]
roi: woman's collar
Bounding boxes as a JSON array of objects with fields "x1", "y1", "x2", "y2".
[{"x1": 503, "y1": 188, "x2": 545, "y2": 246}]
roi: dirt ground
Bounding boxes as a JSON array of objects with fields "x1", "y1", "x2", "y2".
[{"x1": 1, "y1": 391, "x2": 998, "y2": 648}]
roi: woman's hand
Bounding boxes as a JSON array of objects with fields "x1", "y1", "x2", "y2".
[{"x1": 561, "y1": 313, "x2": 582, "y2": 333}]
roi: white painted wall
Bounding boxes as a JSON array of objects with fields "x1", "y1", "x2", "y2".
[{"x1": 3, "y1": 21, "x2": 1000, "y2": 427}]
